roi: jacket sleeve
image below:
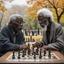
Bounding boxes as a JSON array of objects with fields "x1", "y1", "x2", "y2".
[
  {"x1": 0, "y1": 29, "x2": 20, "y2": 52},
  {"x1": 48, "y1": 26, "x2": 64, "y2": 51}
]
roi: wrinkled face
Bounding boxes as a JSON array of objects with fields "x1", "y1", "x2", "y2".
[
  {"x1": 38, "y1": 14, "x2": 49, "y2": 28},
  {"x1": 10, "y1": 17, "x2": 24, "y2": 33}
]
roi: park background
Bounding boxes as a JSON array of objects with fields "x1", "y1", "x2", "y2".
[{"x1": 0, "y1": 0, "x2": 64, "y2": 32}]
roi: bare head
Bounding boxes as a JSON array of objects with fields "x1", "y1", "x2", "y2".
[
  {"x1": 9, "y1": 14, "x2": 24, "y2": 33},
  {"x1": 37, "y1": 8, "x2": 54, "y2": 29}
]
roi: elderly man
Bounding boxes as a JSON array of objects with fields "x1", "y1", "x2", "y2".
[
  {"x1": 33, "y1": 8, "x2": 64, "y2": 54},
  {"x1": 0, "y1": 14, "x2": 28, "y2": 57}
]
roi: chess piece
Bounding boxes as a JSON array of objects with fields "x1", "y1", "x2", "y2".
[
  {"x1": 48, "y1": 50, "x2": 51, "y2": 59},
  {"x1": 36, "y1": 47, "x2": 39, "y2": 55},
  {"x1": 27, "y1": 48, "x2": 30, "y2": 55},
  {"x1": 34, "y1": 52, "x2": 36, "y2": 59},
  {"x1": 22, "y1": 49, "x2": 25, "y2": 57},
  {"x1": 18, "y1": 50, "x2": 21, "y2": 59},
  {"x1": 43, "y1": 50, "x2": 46, "y2": 56},
  {"x1": 27, "y1": 43, "x2": 30, "y2": 55},
  {"x1": 12, "y1": 51, "x2": 15, "y2": 59},
  {"x1": 39, "y1": 48, "x2": 42, "y2": 59},
  {"x1": 32, "y1": 44, "x2": 34, "y2": 55}
]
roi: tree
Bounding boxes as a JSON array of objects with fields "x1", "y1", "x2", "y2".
[
  {"x1": 0, "y1": 0, "x2": 13, "y2": 29},
  {"x1": 27, "y1": 0, "x2": 64, "y2": 23},
  {"x1": 1, "y1": 5, "x2": 28, "y2": 28}
]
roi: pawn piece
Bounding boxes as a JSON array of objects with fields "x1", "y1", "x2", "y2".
[
  {"x1": 43, "y1": 50, "x2": 46, "y2": 56},
  {"x1": 34, "y1": 52, "x2": 36, "y2": 59},
  {"x1": 39, "y1": 48, "x2": 42, "y2": 59},
  {"x1": 18, "y1": 50, "x2": 21, "y2": 59},
  {"x1": 48, "y1": 50, "x2": 51, "y2": 59},
  {"x1": 12, "y1": 51, "x2": 15, "y2": 59}
]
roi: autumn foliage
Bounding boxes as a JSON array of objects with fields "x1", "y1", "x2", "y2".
[{"x1": 27, "y1": 0, "x2": 64, "y2": 23}]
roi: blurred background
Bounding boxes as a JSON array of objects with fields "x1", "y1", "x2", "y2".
[{"x1": 0, "y1": 0, "x2": 64, "y2": 33}]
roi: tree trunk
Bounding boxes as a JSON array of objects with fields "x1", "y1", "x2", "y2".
[
  {"x1": 0, "y1": 12, "x2": 4, "y2": 30},
  {"x1": 57, "y1": 17, "x2": 60, "y2": 24}
]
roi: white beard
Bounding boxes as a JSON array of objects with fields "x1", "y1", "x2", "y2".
[{"x1": 43, "y1": 25, "x2": 47, "y2": 31}]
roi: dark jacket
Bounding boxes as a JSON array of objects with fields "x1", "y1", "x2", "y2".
[{"x1": 0, "y1": 25, "x2": 25, "y2": 57}]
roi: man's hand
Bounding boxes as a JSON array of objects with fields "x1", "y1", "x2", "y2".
[
  {"x1": 20, "y1": 44, "x2": 29, "y2": 50},
  {"x1": 42, "y1": 45, "x2": 49, "y2": 50},
  {"x1": 41, "y1": 45, "x2": 57, "y2": 51},
  {"x1": 41, "y1": 45, "x2": 53, "y2": 51},
  {"x1": 32, "y1": 42, "x2": 41, "y2": 48}
]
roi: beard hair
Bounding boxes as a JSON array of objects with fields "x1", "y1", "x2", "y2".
[{"x1": 43, "y1": 25, "x2": 47, "y2": 31}]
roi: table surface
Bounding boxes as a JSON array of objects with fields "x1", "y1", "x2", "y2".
[{"x1": 0, "y1": 51, "x2": 64, "y2": 63}]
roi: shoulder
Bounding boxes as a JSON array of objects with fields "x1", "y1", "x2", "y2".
[
  {"x1": 1, "y1": 25, "x2": 8, "y2": 32},
  {"x1": 52, "y1": 21, "x2": 62, "y2": 29}
]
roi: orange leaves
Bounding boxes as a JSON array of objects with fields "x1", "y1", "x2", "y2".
[
  {"x1": 0, "y1": 5, "x2": 7, "y2": 12},
  {"x1": 0, "y1": 0, "x2": 7, "y2": 12},
  {"x1": 27, "y1": 0, "x2": 64, "y2": 22},
  {"x1": 27, "y1": 0, "x2": 46, "y2": 20},
  {"x1": 57, "y1": 0, "x2": 63, "y2": 8}
]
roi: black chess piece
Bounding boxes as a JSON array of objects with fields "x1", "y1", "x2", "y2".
[
  {"x1": 18, "y1": 50, "x2": 21, "y2": 59},
  {"x1": 22, "y1": 49, "x2": 26, "y2": 57},
  {"x1": 12, "y1": 51, "x2": 15, "y2": 59},
  {"x1": 34, "y1": 52, "x2": 36, "y2": 59},
  {"x1": 27, "y1": 48, "x2": 30, "y2": 55},
  {"x1": 43, "y1": 50, "x2": 46, "y2": 56},
  {"x1": 39, "y1": 48, "x2": 42, "y2": 59},
  {"x1": 24, "y1": 49, "x2": 26, "y2": 55},
  {"x1": 48, "y1": 50, "x2": 51, "y2": 59},
  {"x1": 36, "y1": 47, "x2": 39, "y2": 55}
]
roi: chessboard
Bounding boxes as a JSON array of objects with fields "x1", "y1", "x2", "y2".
[
  {"x1": 0, "y1": 42, "x2": 64, "y2": 63},
  {"x1": 0, "y1": 51, "x2": 64, "y2": 63},
  {"x1": 6, "y1": 51, "x2": 59, "y2": 62}
]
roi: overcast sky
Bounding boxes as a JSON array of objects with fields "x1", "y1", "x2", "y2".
[
  {"x1": 4, "y1": 0, "x2": 28, "y2": 9},
  {"x1": 11, "y1": 0, "x2": 27, "y2": 5}
]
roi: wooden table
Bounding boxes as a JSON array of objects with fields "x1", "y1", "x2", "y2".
[{"x1": 0, "y1": 51, "x2": 64, "y2": 64}]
